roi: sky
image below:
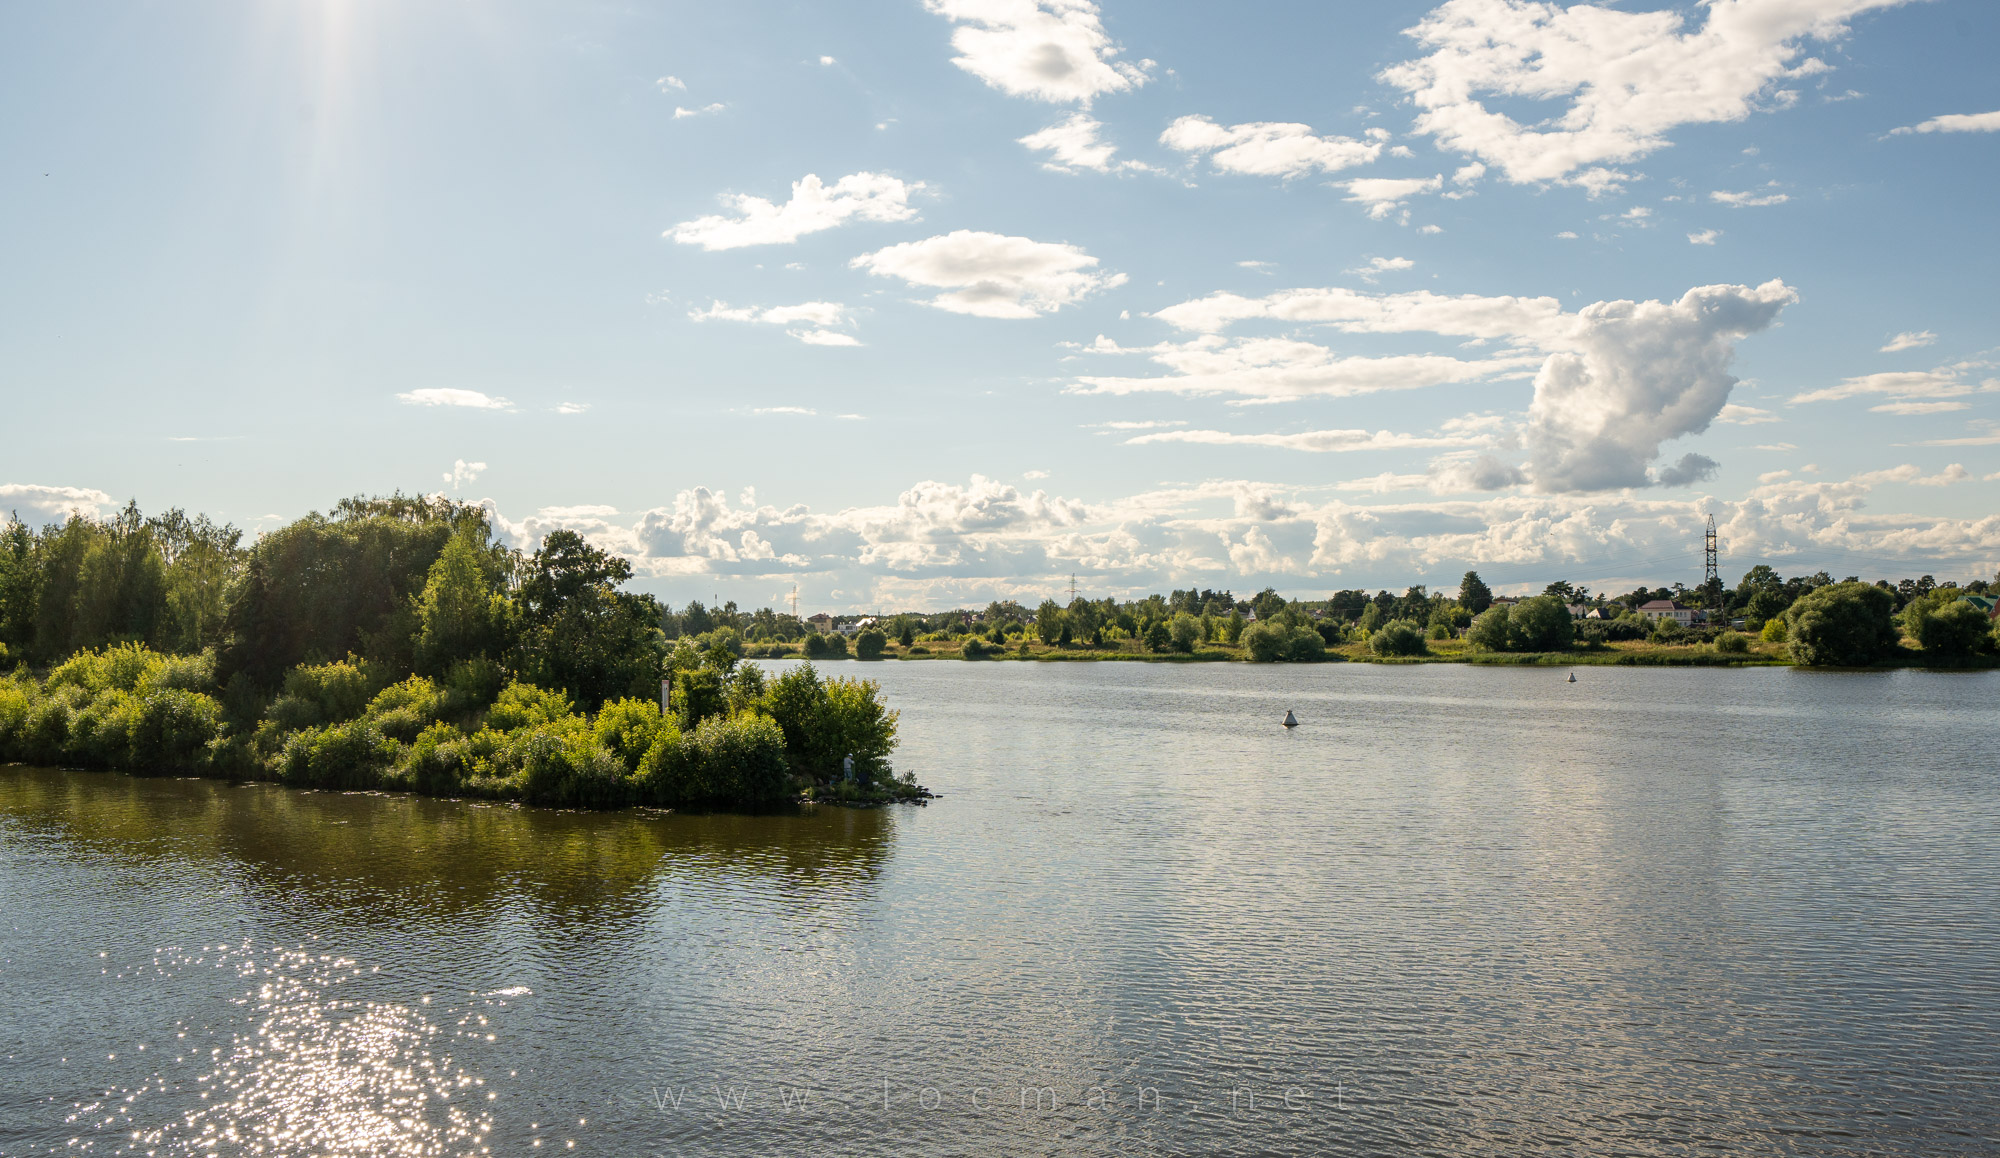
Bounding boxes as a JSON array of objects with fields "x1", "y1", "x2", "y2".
[{"x1": 2, "y1": 0, "x2": 1997, "y2": 610}]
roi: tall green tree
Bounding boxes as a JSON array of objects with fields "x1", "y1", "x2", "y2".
[
  {"x1": 511, "y1": 530, "x2": 662, "y2": 710},
  {"x1": 218, "y1": 496, "x2": 472, "y2": 687},
  {"x1": 1035, "y1": 599, "x2": 1064, "y2": 645},
  {"x1": 413, "y1": 533, "x2": 506, "y2": 674},
  {"x1": 1786, "y1": 582, "x2": 1899, "y2": 667},
  {"x1": 1458, "y1": 571, "x2": 1493, "y2": 614}
]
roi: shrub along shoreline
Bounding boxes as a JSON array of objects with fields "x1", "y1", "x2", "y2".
[{"x1": 0, "y1": 648, "x2": 921, "y2": 810}]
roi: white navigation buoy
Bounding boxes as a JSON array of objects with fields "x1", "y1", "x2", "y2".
[{"x1": 1282, "y1": 710, "x2": 1299, "y2": 728}]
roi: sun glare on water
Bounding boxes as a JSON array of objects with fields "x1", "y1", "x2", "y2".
[{"x1": 70, "y1": 945, "x2": 502, "y2": 1157}]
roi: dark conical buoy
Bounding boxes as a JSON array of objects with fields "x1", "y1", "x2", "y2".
[
  {"x1": 1567, "y1": 671, "x2": 1577, "y2": 683},
  {"x1": 1282, "y1": 709, "x2": 1299, "y2": 728}
]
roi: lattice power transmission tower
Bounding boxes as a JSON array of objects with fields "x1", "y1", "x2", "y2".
[
  {"x1": 1069, "y1": 573, "x2": 1078, "y2": 604},
  {"x1": 1703, "y1": 513, "x2": 1721, "y2": 619}
]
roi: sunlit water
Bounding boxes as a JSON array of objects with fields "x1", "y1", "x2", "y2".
[{"x1": 3, "y1": 662, "x2": 1997, "y2": 1155}]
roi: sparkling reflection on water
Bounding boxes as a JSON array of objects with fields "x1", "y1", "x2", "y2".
[{"x1": 2, "y1": 662, "x2": 1997, "y2": 1156}]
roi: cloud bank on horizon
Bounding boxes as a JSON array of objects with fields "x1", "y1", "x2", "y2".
[{"x1": 4, "y1": 0, "x2": 1996, "y2": 608}]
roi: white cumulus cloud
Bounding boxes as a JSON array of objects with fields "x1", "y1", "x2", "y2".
[
  {"x1": 923, "y1": 0, "x2": 1149, "y2": 105},
  {"x1": 1081, "y1": 279, "x2": 1796, "y2": 492},
  {"x1": 0, "y1": 483, "x2": 114, "y2": 521},
  {"x1": 1018, "y1": 114, "x2": 1152, "y2": 173},
  {"x1": 1789, "y1": 365, "x2": 1999, "y2": 406},
  {"x1": 1525, "y1": 280, "x2": 1796, "y2": 491},
  {"x1": 1341, "y1": 175, "x2": 1443, "y2": 220},
  {"x1": 1379, "y1": 0, "x2": 1909, "y2": 190},
  {"x1": 691, "y1": 300, "x2": 862, "y2": 346},
  {"x1": 1160, "y1": 115, "x2": 1388, "y2": 177},
  {"x1": 851, "y1": 230, "x2": 1126, "y2": 318},
  {"x1": 667, "y1": 172, "x2": 921, "y2": 250},
  {"x1": 1890, "y1": 110, "x2": 2000, "y2": 135},
  {"x1": 1712, "y1": 186, "x2": 1789, "y2": 207},
  {"x1": 1880, "y1": 330, "x2": 1936, "y2": 353},
  {"x1": 398, "y1": 388, "x2": 513, "y2": 410},
  {"x1": 1688, "y1": 229, "x2": 1721, "y2": 245},
  {"x1": 443, "y1": 460, "x2": 488, "y2": 490}
]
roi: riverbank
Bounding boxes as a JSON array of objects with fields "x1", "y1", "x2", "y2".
[{"x1": 754, "y1": 637, "x2": 1995, "y2": 670}]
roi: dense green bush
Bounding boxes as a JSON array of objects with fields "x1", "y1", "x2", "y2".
[
  {"x1": 1714, "y1": 631, "x2": 1751, "y2": 655},
  {"x1": 485, "y1": 681, "x2": 573, "y2": 731},
  {"x1": 671, "y1": 668, "x2": 728, "y2": 729},
  {"x1": 854, "y1": 629, "x2": 886, "y2": 659},
  {"x1": 1370, "y1": 622, "x2": 1429, "y2": 657},
  {"x1": 127, "y1": 689, "x2": 223, "y2": 773},
  {"x1": 266, "y1": 659, "x2": 374, "y2": 731},
  {"x1": 279, "y1": 718, "x2": 396, "y2": 789},
  {"x1": 594, "y1": 697, "x2": 667, "y2": 770},
  {"x1": 1909, "y1": 599, "x2": 1995, "y2": 659},
  {"x1": 518, "y1": 726, "x2": 629, "y2": 809},
  {"x1": 1241, "y1": 621, "x2": 1326, "y2": 662},
  {"x1": 1787, "y1": 582, "x2": 1899, "y2": 667}
]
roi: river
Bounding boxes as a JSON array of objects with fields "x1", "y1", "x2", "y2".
[{"x1": 2, "y1": 661, "x2": 1997, "y2": 1155}]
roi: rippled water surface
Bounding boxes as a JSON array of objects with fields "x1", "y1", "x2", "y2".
[{"x1": 4, "y1": 662, "x2": 1998, "y2": 1155}]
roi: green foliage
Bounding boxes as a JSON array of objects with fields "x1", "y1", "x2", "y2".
[
  {"x1": 1168, "y1": 613, "x2": 1200, "y2": 653},
  {"x1": 764, "y1": 663, "x2": 899, "y2": 783},
  {"x1": 1649, "y1": 616, "x2": 1688, "y2": 643},
  {"x1": 802, "y1": 633, "x2": 831, "y2": 658},
  {"x1": 1714, "y1": 631, "x2": 1751, "y2": 655},
  {"x1": 634, "y1": 714, "x2": 791, "y2": 808},
  {"x1": 365, "y1": 676, "x2": 446, "y2": 742},
  {"x1": 128, "y1": 689, "x2": 224, "y2": 773},
  {"x1": 219, "y1": 497, "x2": 476, "y2": 689},
  {"x1": 1760, "y1": 617, "x2": 1788, "y2": 642},
  {"x1": 278, "y1": 718, "x2": 397, "y2": 790},
  {"x1": 267, "y1": 660, "x2": 374, "y2": 732},
  {"x1": 485, "y1": 681, "x2": 574, "y2": 731},
  {"x1": 517, "y1": 726, "x2": 629, "y2": 809},
  {"x1": 407, "y1": 721, "x2": 479, "y2": 795},
  {"x1": 855, "y1": 629, "x2": 886, "y2": 659},
  {"x1": 1223, "y1": 609, "x2": 1245, "y2": 644},
  {"x1": 511, "y1": 530, "x2": 664, "y2": 711},
  {"x1": 1242, "y1": 621, "x2": 1326, "y2": 663},
  {"x1": 1143, "y1": 621, "x2": 1172, "y2": 653},
  {"x1": 414, "y1": 533, "x2": 505, "y2": 675},
  {"x1": 1466, "y1": 606, "x2": 1510, "y2": 651},
  {"x1": 1370, "y1": 622, "x2": 1429, "y2": 657},
  {"x1": 671, "y1": 667, "x2": 728, "y2": 730},
  {"x1": 1787, "y1": 581, "x2": 1900, "y2": 667},
  {"x1": 1356, "y1": 603, "x2": 1384, "y2": 634},
  {"x1": 1910, "y1": 599, "x2": 1995, "y2": 659},
  {"x1": 1458, "y1": 571, "x2": 1492, "y2": 615},
  {"x1": 1468, "y1": 597, "x2": 1576, "y2": 652},
  {"x1": 1035, "y1": 600, "x2": 1063, "y2": 645},
  {"x1": 1508, "y1": 596, "x2": 1576, "y2": 651}
]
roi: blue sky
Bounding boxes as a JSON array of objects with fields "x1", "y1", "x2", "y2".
[{"x1": 3, "y1": 0, "x2": 1996, "y2": 608}]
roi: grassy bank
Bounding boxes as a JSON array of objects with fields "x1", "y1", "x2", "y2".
[{"x1": 761, "y1": 635, "x2": 1995, "y2": 670}]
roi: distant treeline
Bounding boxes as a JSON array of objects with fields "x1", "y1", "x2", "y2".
[{"x1": 0, "y1": 495, "x2": 909, "y2": 808}]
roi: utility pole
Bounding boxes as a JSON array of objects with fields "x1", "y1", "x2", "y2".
[
  {"x1": 1069, "y1": 573, "x2": 1077, "y2": 604},
  {"x1": 788, "y1": 584, "x2": 799, "y2": 621}
]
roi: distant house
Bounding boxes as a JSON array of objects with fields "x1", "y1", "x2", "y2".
[
  {"x1": 1637, "y1": 599, "x2": 1695, "y2": 625},
  {"x1": 1959, "y1": 594, "x2": 2000, "y2": 621},
  {"x1": 1583, "y1": 606, "x2": 1618, "y2": 620},
  {"x1": 1490, "y1": 596, "x2": 1521, "y2": 610},
  {"x1": 806, "y1": 612, "x2": 833, "y2": 633},
  {"x1": 1565, "y1": 604, "x2": 1591, "y2": 619},
  {"x1": 840, "y1": 616, "x2": 877, "y2": 637}
]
